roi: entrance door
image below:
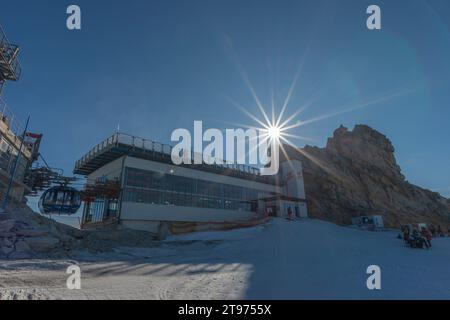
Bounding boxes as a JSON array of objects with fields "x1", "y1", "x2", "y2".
[{"x1": 266, "y1": 205, "x2": 277, "y2": 217}]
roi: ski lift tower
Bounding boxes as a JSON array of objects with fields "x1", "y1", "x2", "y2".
[{"x1": 0, "y1": 24, "x2": 21, "y2": 96}]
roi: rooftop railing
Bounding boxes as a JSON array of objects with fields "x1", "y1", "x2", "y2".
[{"x1": 75, "y1": 132, "x2": 263, "y2": 177}]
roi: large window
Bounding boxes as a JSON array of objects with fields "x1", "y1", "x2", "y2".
[{"x1": 122, "y1": 167, "x2": 270, "y2": 212}]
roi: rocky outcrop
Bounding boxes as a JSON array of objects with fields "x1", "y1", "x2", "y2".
[
  {"x1": 291, "y1": 125, "x2": 450, "y2": 227},
  {"x1": 0, "y1": 203, "x2": 158, "y2": 260}
]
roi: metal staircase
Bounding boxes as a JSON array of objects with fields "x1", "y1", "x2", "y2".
[{"x1": 0, "y1": 24, "x2": 21, "y2": 94}]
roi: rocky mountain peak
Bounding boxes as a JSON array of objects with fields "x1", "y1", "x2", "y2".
[
  {"x1": 324, "y1": 124, "x2": 403, "y2": 181},
  {"x1": 297, "y1": 125, "x2": 450, "y2": 227}
]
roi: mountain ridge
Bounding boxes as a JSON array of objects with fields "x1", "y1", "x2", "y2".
[{"x1": 286, "y1": 124, "x2": 450, "y2": 227}]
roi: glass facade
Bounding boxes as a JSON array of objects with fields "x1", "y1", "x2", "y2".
[
  {"x1": 123, "y1": 167, "x2": 272, "y2": 212},
  {"x1": 84, "y1": 198, "x2": 119, "y2": 223}
]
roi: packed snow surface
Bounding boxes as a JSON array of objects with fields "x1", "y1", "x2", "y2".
[{"x1": 1, "y1": 218, "x2": 450, "y2": 300}]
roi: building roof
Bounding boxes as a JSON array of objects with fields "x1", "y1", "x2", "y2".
[{"x1": 74, "y1": 132, "x2": 278, "y2": 185}]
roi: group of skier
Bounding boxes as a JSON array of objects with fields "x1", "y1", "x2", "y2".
[{"x1": 401, "y1": 224, "x2": 449, "y2": 249}]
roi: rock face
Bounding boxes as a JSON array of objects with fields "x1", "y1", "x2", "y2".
[{"x1": 290, "y1": 125, "x2": 450, "y2": 227}]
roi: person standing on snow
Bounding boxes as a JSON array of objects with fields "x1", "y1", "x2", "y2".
[
  {"x1": 287, "y1": 207, "x2": 294, "y2": 220},
  {"x1": 420, "y1": 227, "x2": 432, "y2": 248}
]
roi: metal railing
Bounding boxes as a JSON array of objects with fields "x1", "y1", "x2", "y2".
[
  {"x1": 0, "y1": 24, "x2": 21, "y2": 81},
  {"x1": 74, "y1": 133, "x2": 119, "y2": 169},
  {"x1": 75, "y1": 132, "x2": 262, "y2": 176},
  {"x1": 0, "y1": 97, "x2": 24, "y2": 137}
]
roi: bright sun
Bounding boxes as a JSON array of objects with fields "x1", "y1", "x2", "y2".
[{"x1": 267, "y1": 125, "x2": 281, "y2": 140}]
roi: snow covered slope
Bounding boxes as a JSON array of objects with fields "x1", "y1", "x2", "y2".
[
  {"x1": 168, "y1": 218, "x2": 450, "y2": 299},
  {"x1": 2, "y1": 218, "x2": 450, "y2": 299}
]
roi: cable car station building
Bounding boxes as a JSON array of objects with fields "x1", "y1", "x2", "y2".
[
  {"x1": 0, "y1": 24, "x2": 38, "y2": 203},
  {"x1": 74, "y1": 133, "x2": 308, "y2": 235}
]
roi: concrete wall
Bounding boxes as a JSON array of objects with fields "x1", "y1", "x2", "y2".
[
  {"x1": 120, "y1": 219, "x2": 162, "y2": 234},
  {"x1": 279, "y1": 159, "x2": 308, "y2": 218},
  {"x1": 280, "y1": 159, "x2": 306, "y2": 199},
  {"x1": 297, "y1": 202, "x2": 308, "y2": 218},
  {"x1": 87, "y1": 156, "x2": 124, "y2": 182},
  {"x1": 120, "y1": 201, "x2": 257, "y2": 223}
]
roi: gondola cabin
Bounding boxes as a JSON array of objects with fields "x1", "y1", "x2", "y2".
[{"x1": 38, "y1": 186, "x2": 81, "y2": 215}]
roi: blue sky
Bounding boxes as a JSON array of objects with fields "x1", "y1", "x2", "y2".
[{"x1": 1, "y1": 0, "x2": 449, "y2": 197}]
